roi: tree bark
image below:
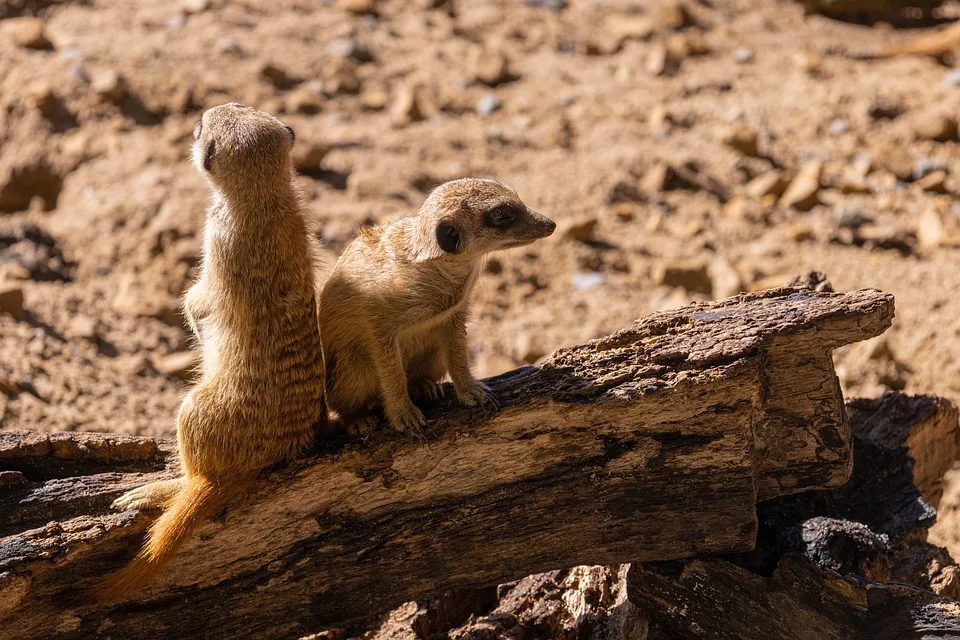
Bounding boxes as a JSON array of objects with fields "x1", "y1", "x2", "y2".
[{"x1": 0, "y1": 286, "x2": 893, "y2": 640}]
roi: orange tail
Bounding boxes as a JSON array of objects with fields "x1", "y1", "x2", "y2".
[{"x1": 93, "y1": 476, "x2": 237, "y2": 603}]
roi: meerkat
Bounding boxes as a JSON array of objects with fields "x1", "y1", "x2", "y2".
[
  {"x1": 319, "y1": 178, "x2": 555, "y2": 435},
  {"x1": 95, "y1": 103, "x2": 326, "y2": 601}
]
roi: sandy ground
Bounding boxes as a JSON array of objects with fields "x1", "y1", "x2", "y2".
[{"x1": 4, "y1": 0, "x2": 960, "y2": 556}]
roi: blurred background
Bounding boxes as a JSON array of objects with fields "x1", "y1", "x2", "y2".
[{"x1": 3, "y1": 0, "x2": 960, "y2": 583}]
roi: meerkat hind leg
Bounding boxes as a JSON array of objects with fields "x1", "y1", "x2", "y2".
[
  {"x1": 112, "y1": 477, "x2": 186, "y2": 511},
  {"x1": 409, "y1": 378, "x2": 444, "y2": 406}
]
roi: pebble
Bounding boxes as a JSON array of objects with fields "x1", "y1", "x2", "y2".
[
  {"x1": 514, "y1": 332, "x2": 547, "y2": 364},
  {"x1": 911, "y1": 114, "x2": 958, "y2": 142},
  {"x1": 572, "y1": 271, "x2": 606, "y2": 292},
  {"x1": 25, "y1": 79, "x2": 57, "y2": 118},
  {"x1": 829, "y1": 119, "x2": 848, "y2": 136},
  {"x1": 656, "y1": 260, "x2": 711, "y2": 294},
  {"x1": 733, "y1": 47, "x2": 754, "y2": 63},
  {"x1": 913, "y1": 157, "x2": 945, "y2": 181},
  {"x1": 360, "y1": 85, "x2": 388, "y2": 110},
  {"x1": 659, "y1": 0, "x2": 693, "y2": 30},
  {"x1": 744, "y1": 170, "x2": 787, "y2": 199},
  {"x1": 327, "y1": 39, "x2": 375, "y2": 63},
  {"x1": 945, "y1": 69, "x2": 960, "y2": 87},
  {"x1": 604, "y1": 15, "x2": 656, "y2": 41},
  {"x1": 91, "y1": 69, "x2": 127, "y2": 102},
  {"x1": 4, "y1": 17, "x2": 52, "y2": 50},
  {"x1": 66, "y1": 315, "x2": 98, "y2": 341},
  {"x1": 292, "y1": 142, "x2": 331, "y2": 172},
  {"x1": 390, "y1": 81, "x2": 435, "y2": 125},
  {"x1": 215, "y1": 36, "x2": 243, "y2": 56},
  {"x1": 347, "y1": 170, "x2": 399, "y2": 200},
  {"x1": 525, "y1": 0, "x2": 565, "y2": 9},
  {"x1": 915, "y1": 170, "x2": 948, "y2": 194},
  {"x1": 645, "y1": 42, "x2": 672, "y2": 76},
  {"x1": 561, "y1": 217, "x2": 598, "y2": 243},
  {"x1": 834, "y1": 204, "x2": 873, "y2": 229},
  {"x1": 476, "y1": 92, "x2": 501, "y2": 116},
  {"x1": 259, "y1": 62, "x2": 298, "y2": 90},
  {"x1": 779, "y1": 160, "x2": 822, "y2": 211},
  {"x1": 918, "y1": 209, "x2": 945, "y2": 250},
  {"x1": 154, "y1": 350, "x2": 198, "y2": 381},
  {"x1": 0, "y1": 285, "x2": 24, "y2": 320},
  {"x1": 875, "y1": 144, "x2": 914, "y2": 182},
  {"x1": 710, "y1": 257, "x2": 743, "y2": 299},
  {"x1": 322, "y1": 58, "x2": 360, "y2": 95},
  {"x1": 182, "y1": 0, "x2": 210, "y2": 13},
  {"x1": 716, "y1": 124, "x2": 759, "y2": 157},
  {"x1": 285, "y1": 87, "x2": 323, "y2": 114},
  {"x1": 474, "y1": 51, "x2": 512, "y2": 87},
  {"x1": 339, "y1": 0, "x2": 377, "y2": 14}
]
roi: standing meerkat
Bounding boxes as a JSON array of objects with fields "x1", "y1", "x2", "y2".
[
  {"x1": 319, "y1": 178, "x2": 555, "y2": 434},
  {"x1": 95, "y1": 103, "x2": 326, "y2": 601}
]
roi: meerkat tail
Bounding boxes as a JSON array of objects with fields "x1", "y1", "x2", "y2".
[{"x1": 92, "y1": 476, "x2": 238, "y2": 603}]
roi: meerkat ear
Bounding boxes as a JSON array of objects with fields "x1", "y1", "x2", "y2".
[
  {"x1": 202, "y1": 139, "x2": 216, "y2": 172},
  {"x1": 435, "y1": 220, "x2": 463, "y2": 254},
  {"x1": 284, "y1": 125, "x2": 295, "y2": 144}
]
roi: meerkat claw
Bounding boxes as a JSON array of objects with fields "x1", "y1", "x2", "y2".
[{"x1": 456, "y1": 381, "x2": 499, "y2": 409}]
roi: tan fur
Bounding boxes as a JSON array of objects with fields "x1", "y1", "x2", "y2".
[
  {"x1": 319, "y1": 178, "x2": 555, "y2": 435},
  {"x1": 95, "y1": 103, "x2": 326, "y2": 601}
]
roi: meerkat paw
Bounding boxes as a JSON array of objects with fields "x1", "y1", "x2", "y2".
[
  {"x1": 111, "y1": 478, "x2": 184, "y2": 511},
  {"x1": 387, "y1": 403, "x2": 427, "y2": 438},
  {"x1": 346, "y1": 414, "x2": 380, "y2": 438},
  {"x1": 409, "y1": 378, "x2": 444, "y2": 405},
  {"x1": 456, "y1": 380, "x2": 500, "y2": 409}
]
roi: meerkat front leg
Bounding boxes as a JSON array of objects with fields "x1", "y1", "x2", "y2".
[
  {"x1": 373, "y1": 335, "x2": 427, "y2": 434},
  {"x1": 447, "y1": 310, "x2": 499, "y2": 408},
  {"x1": 183, "y1": 281, "x2": 212, "y2": 342}
]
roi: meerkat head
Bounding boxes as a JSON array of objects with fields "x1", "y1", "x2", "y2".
[
  {"x1": 414, "y1": 178, "x2": 556, "y2": 261},
  {"x1": 192, "y1": 102, "x2": 296, "y2": 194}
]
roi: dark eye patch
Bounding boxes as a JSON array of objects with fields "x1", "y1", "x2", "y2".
[{"x1": 484, "y1": 205, "x2": 521, "y2": 228}]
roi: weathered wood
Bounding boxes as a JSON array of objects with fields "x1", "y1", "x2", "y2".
[
  {"x1": 0, "y1": 287, "x2": 893, "y2": 640},
  {"x1": 628, "y1": 393, "x2": 960, "y2": 639}
]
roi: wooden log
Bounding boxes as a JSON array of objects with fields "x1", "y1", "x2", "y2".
[
  {"x1": 627, "y1": 393, "x2": 960, "y2": 639},
  {"x1": 0, "y1": 287, "x2": 892, "y2": 640}
]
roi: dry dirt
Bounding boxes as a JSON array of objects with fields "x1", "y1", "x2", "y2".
[{"x1": 4, "y1": 0, "x2": 960, "y2": 604}]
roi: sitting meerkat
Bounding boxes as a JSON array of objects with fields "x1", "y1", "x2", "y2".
[
  {"x1": 95, "y1": 103, "x2": 325, "y2": 601},
  {"x1": 319, "y1": 178, "x2": 555, "y2": 434}
]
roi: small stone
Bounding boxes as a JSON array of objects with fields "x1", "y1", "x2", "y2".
[
  {"x1": 182, "y1": 0, "x2": 209, "y2": 13},
  {"x1": 561, "y1": 217, "x2": 598, "y2": 243},
  {"x1": 66, "y1": 315, "x2": 98, "y2": 341},
  {"x1": 91, "y1": 70, "x2": 127, "y2": 102},
  {"x1": 710, "y1": 257, "x2": 742, "y2": 299},
  {"x1": 167, "y1": 13, "x2": 187, "y2": 29},
  {"x1": 716, "y1": 124, "x2": 759, "y2": 157},
  {"x1": 485, "y1": 258, "x2": 503, "y2": 275},
  {"x1": 154, "y1": 350, "x2": 198, "y2": 381},
  {"x1": 347, "y1": 171, "x2": 398, "y2": 200},
  {"x1": 786, "y1": 222, "x2": 815, "y2": 242},
  {"x1": 4, "y1": 17, "x2": 52, "y2": 50},
  {"x1": 259, "y1": 62, "x2": 298, "y2": 90},
  {"x1": 215, "y1": 36, "x2": 243, "y2": 55},
  {"x1": 285, "y1": 87, "x2": 324, "y2": 114},
  {"x1": 915, "y1": 170, "x2": 949, "y2": 194},
  {"x1": 0, "y1": 285, "x2": 24, "y2": 320},
  {"x1": 0, "y1": 376, "x2": 19, "y2": 397},
  {"x1": 656, "y1": 260, "x2": 711, "y2": 294},
  {"x1": 875, "y1": 144, "x2": 914, "y2": 181},
  {"x1": 867, "y1": 97, "x2": 904, "y2": 121},
  {"x1": 744, "y1": 171, "x2": 787, "y2": 199},
  {"x1": 659, "y1": 0, "x2": 693, "y2": 30},
  {"x1": 476, "y1": 92, "x2": 501, "y2": 116},
  {"x1": 914, "y1": 157, "x2": 945, "y2": 181},
  {"x1": 645, "y1": 42, "x2": 672, "y2": 76},
  {"x1": 25, "y1": 79, "x2": 57, "y2": 118},
  {"x1": 322, "y1": 58, "x2": 361, "y2": 95},
  {"x1": 514, "y1": 332, "x2": 547, "y2": 364},
  {"x1": 326, "y1": 39, "x2": 375, "y2": 63},
  {"x1": 779, "y1": 160, "x2": 822, "y2": 211},
  {"x1": 292, "y1": 142, "x2": 331, "y2": 172},
  {"x1": 390, "y1": 81, "x2": 435, "y2": 125},
  {"x1": 834, "y1": 204, "x2": 873, "y2": 229},
  {"x1": 912, "y1": 114, "x2": 958, "y2": 142},
  {"x1": 0, "y1": 470, "x2": 26, "y2": 486},
  {"x1": 722, "y1": 195, "x2": 750, "y2": 220},
  {"x1": 829, "y1": 119, "x2": 848, "y2": 136},
  {"x1": 604, "y1": 14, "x2": 656, "y2": 41},
  {"x1": 648, "y1": 104, "x2": 672, "y2": 134},
  {"x1": 944, "y1": 69, "x2": 960, "y2": 86},
  {"x1": 572, "y1": 271, "x2": 606, "y2": 292},
  {"x1": 474, "y1": 51, "x2": 512, "y2": 87},
  {"x1": 733, "y1": 47, "x2": 754, "y2": 63},
  {"x1": 339, "y1": 0, "x2": 377, "y2": 14},
  {"x1": 918, "y1": 209, "x2": 945, "y2": 250},
  {"x1": 525, "y1": 0, "x2": 565, "y2": 9},
  {"x1": 794, "y1": 50, "x2": 823, "y2": 75},
  {"x1": 613, "y1": 202, "x2": 635, "y2": 221},
  {"x1": 360, "y1": 85, "x2": 389, "y2": 110}
]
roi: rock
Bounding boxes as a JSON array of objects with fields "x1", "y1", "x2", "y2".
[
  {"x1": 25, "y1": 79, "x2": 57, "y2": 119},
  {"x1": 182, "y1": 0, "x2": 209, "y2": 13},
  {"x1": 829, "y1": 119, "x2": 848, "y2": 136},
  {"x1": 612, "y1": 203, "x2": 635, "y2": 221},
  {"x1": 918, "y1": 209, "x2": 946, "y2": 250},
  {"x1": 326, "y1": 39, "x2": 375, "y2": 63},
  {"x1": 779, "y1": 160, "x2": 822, "y2": 211},
  {"x1": 912, "y1": 114, "x2": 958, "y2": 142},
  {"x1": 733, "y1": 47, "x2": 754, "y2": 63},
  {"x1": 716, "y1": 124, "x2": 759, "y2": 157},
  {"x1": 485, "y1": 258, "x2": 503, "y2": 275},
  {"x1": 656, "y1": 260, "x2": 711, "y2": 294},
  {"x1": 215, "y1": 36, "x2": 243, "y2": 56},
  {"x1": 0, "y1": 285, "x2": 24, "y2": 320},
  {"x1": 66, "y1": 315, "x2": 98, "y2": 341},
  {"x1": 154, "y1": 350, "x2": 198, "y2": 381},
  {"x1": 525, "y1": 0, "x2": 565, "y2": 9},
  {"x1": 473, "y1": 51, "x2": 512, "y2": 87},
  {"x1": 285, "y1": 87, "x2": 323, "y2": 114},
  {"x1": 322, "y1": 58, "x2": 361, "y2": 95},
  {"x1": 514, "y1": 332, "x2": 547, "y2": 364},
  {"x1": 292, "y1": 142, "x2": 331, "y2": 173},
  {"x1": 347, "y1": 171, "x2": 399, "y2": 200},
  {"x1": 339, "y1": 0, "x2": 377, "y2": 14},
  {"x1": 91, "y1": 70, "x2": 127, "y2": 102},
  {"x1": 710, "y1": 257, "x2": 742, "y2": 299},
  {"x1": 607, "y1": 178, "x2": 645, "y2": 204},
  {"x1": 659, "y1": 0, "x2": 693, "y2": 29},
  {"x1": 875, "y1": 144, "x2": 914, "y2": 181},
  {"x1": 786, "y1": 221, "x2": 816, "y2": 242},
  {"x1": 4, "y1": 17, "x2": 52, "y2": 50},
  {"x1": 572, "y1": 271, "x2": 606, "y2": 292},
  {"x1": 867, "y1": 97, "x2": 905, "y2": 121},
  {"x1": 476, "y1": 92, "x2": 501, "y2": 116},
  {"x1": 391, "y1": 81, "x2": 436, "y2": 125},
  {"x1": 945, "y1": 69, "x2": 960, "y2": 87},
  {"x1": 915, "y1": 170, "x2": 949, "y2": 194},
  {"x1": 744, "y1": 170, "x2": 787, "y2": 199},
  {"x1": 834, "y1": 204, "x2": 873, "y2": 230},
  {"x1": 645, "y1": 42, "x2": 672, "y2": 76},
  {"x1": 914, "y1": 157, "x2": 945, "y2": 181},
  {"x1": 722, "y1": 195, "x2": 750, "y2": 220},
  {"x1": 561, "y1": 217, "x2": 598, "y2": 243},
  {"x1": 604, "y1": 14, "x2": 656, "y2": 41},
  {"x1": 360, "y1": 85, "x2": 389, "y2": 110},
  {"x1": 648, "y1": 104, "x2": 672, "y2": 135},
  {"x1": 259, "y1": 62, "x2": 298, "y2": 90}
]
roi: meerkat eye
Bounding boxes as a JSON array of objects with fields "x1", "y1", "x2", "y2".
[
  {"x1": 484, "y1": 205, "x2": 517, "y2": 228},
  {"x1": 193, "y1": 121, "x2": 202, "y2": 140}
]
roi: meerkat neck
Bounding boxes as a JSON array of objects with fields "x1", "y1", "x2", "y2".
[{"x1": 211, "y1": 182, "x2": 301, "y2": 225}]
